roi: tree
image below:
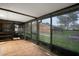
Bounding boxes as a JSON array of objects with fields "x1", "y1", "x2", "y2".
[
  {"x1": 57, "y1": 12, "x2": 78, "y2": 30},
  {"x1": 57, "y1": 15, "x2": 72, "y2": 29}
]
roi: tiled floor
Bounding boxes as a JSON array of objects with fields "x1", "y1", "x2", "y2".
[{"x1": 0, "y1": 39, "x2": 55, "y2": 56}]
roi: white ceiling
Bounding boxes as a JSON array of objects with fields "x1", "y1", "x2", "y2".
[
  {"x1": 0, "y1": 3, "x2": 75, "y2": 22},
  {"x1": 0, "y1": 9, "x2": 34, "y2": 22}
]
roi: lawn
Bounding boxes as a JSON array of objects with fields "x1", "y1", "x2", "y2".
[
  {"x1": 39, "y1": 30, "x2": 79, "y2": 53},
  {"x1": 39, "y1": 34, "x2": 50, "y2": 44},
  {"x1": 25, "y1": 31, "x2": 79, "y2": 53},
  {"x1": 32, "y1": 33, "x2": 37, "y2": 40},
  {"x1": 25, "y1": 33, "x2": 31, "y2": 38}
]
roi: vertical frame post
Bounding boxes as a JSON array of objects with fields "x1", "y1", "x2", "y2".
[
  {"x1": 37, "y1": 20, "x2": 39, "y2": 45},
  {"x1": 31, "y1": 22, "x2": 32, "y2": 39},
  {"x1": 50, "y1": 17, "x2": 53, "y2": 51}
]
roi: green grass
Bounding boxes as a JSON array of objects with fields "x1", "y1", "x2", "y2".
[
  {"x1": 39, "y1": 31, "x2": 79, "y2": 53},
  {"x1": 25, "y1": 31, "x2": 79, "y2": 53},
  {"x1": 39, "y1": 34, "x2": 50, "y2": 44},
  {"x1": 32, "y1": 33, "x2": 37, "y2": 40},
  {"x1": 25, "y1": 33, "x2": 31, "y2": 38},
  {"x1": 53, "y1": 31, "x2": 79, "y2": 53},
  {"x1": 26, "y1": 32, "x2": 37, "y2": 40}
]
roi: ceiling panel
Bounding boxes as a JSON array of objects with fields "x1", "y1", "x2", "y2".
[
  {"x1": 0, "y1": 3, "x2": 75, "y2": 22},
  {"x1": 0, "y1": 9, "x2": 34, "y2": 22}
]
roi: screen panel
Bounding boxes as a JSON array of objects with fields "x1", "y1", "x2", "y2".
[
  {"x1": 52, "y1": 11, "x2": 79, "y2": 53},
  {"x1": 39, "y1": 18, "x2": 50, "y2": 44},
  {"x1": 32, "y1": 21, "x2": 37, "y2": 40},
  {"x1": 25, "y1": 23, "x2": 31, "y2": 38}
]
